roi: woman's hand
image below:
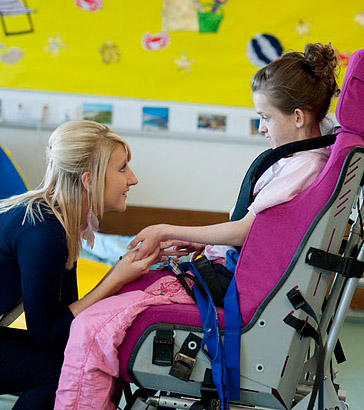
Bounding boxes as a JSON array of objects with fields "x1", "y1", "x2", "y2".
[
  {"x1": 69, "y1": 248, "x2": 160, "y2": 317},
  {"x1": 114, "y1": 247, "x2": 160, "y2": 287}
]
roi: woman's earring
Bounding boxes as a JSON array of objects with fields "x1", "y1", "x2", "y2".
[{"x1": 81, "y1": 208, "x2": 99, "y2": 249}]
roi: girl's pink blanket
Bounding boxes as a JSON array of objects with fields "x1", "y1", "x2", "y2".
[{"x1": 55, "y1": 276, "x2": 194, "y2": 410}]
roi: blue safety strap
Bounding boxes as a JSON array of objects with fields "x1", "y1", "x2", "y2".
[
  {"x1": 223, "y1": 277, "x2": 242, "y2": 400},
  {"x1": 180, "y1": 262, "x2": 242, "y2": 408},
  {"x1": 194, "y1": 286, "x2": 230, "y2": 410},
  {"x1": 180, "y1": 262, "x2": 229, "y2": 409}
]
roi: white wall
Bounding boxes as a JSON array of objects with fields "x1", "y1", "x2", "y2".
[
  {"x1": 121, "y1": 133, "x2": 266, "y2": 212},
  {"x1": 0, "y1": 123, "x2": 266, "y2": 213},
  {"x1": 0, "y1": 88, "x2": 269, "y2": 213},
  {"x1": 0, "y1": 126, "x2": 49, "y2": 189},
  {"x1": 0, "y1": 89, "x2": 338, "y2": 213}
]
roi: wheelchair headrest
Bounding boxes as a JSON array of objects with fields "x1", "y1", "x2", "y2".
[{"x1": 335, "y1": 48, "x2": 364, "y2": 135}]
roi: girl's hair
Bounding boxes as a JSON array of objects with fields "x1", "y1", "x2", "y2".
[
  {"x1": 0, "y1": 120, "x2": 131, "y2": 269},
  {"x1": 251, "y1": 43, "x2": 340, "y2": 122}
]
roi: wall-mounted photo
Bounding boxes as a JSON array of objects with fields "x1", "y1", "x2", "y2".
[
  {"x1": 142, "y1": 106, "x2": 169, "y2": 131},
  {"x1": 197, "y1": 113, "x2": 226, "y2": 131},
  {"x1": 82, "y1": 103, "x2": 113, "y2": 124},
  {"x1": 250, "y1": 118, "x2": 262, "y2": 135}
]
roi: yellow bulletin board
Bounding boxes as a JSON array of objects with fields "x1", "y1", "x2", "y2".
[{"x1": 0, "y1": 0, "x2": 363, "y2": 107}]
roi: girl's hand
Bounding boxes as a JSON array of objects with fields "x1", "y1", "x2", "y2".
[
  {"x1": 127, "y1": 225, "x2": 169, "y2": 261},
  {"x1": 161, "y1": 240, "x2": 205, "y2": 261},
  {"x1": 157, "y1": 240, "x2": 201, "y2": 261},
  {"x1": 189, "y1": 243, "x2": 206, "y2": 261}
]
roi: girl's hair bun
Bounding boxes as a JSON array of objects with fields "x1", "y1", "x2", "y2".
[{"x1": 304, "y1": 43, "x2": 340, "y2": 97}]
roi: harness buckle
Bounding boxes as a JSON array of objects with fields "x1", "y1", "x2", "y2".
[
  {"x1": 287, "y1": 288, "x2": 305, "y2": 310},
  {"x1": 297, "y1": 319, "x2": 310, "y2": 336},
  {"x1": 169, "y1": 352, "x2": 196, "y2": 381},
  {"x1": 152, "y1": 324, "x2": 174, "y2": 366},
  {"x1": 152, "y1": 337, "x2": 174, "y2": 366}
]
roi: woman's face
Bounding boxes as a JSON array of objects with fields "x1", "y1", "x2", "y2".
[
  {"x1": 253, "y1": 92, "x2": 300, "y2": 149},
  {"x1": 104, "y1": 144, "x2": 138, "y2": 213}
]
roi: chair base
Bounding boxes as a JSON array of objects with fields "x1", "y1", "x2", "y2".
[{"x1": 125, "y1": 382, "x2": 349, "y2": 410}]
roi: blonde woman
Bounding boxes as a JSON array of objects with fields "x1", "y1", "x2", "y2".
[{"x1": 0, "y1": 120, "x2": 160, "y2": 410}]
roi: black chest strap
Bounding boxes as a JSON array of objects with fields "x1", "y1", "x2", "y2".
[{"x1": 230, "y1": 134, "x2": 337, "y2": 223}]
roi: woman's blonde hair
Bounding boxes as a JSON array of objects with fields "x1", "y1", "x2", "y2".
[{"x1": 0, "y1": 120, "x2": 130, "y2": 269}]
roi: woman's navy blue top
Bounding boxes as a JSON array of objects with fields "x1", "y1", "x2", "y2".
[{"x1": 0, "y1": 204, "x2": 77, "y2": 347}]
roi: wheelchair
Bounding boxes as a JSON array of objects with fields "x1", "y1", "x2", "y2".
[{"x1": 117, "y1": 49, "x2": 364, "y2": 410}]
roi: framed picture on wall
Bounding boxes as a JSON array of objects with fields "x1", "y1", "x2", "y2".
[
  {"x1": 250, "y1": 118, "x2": 261, "y2": 135},
  {"x1": 142, "y1": 106, "x2": 169, "y2": 131},
  {"x1": 82, "y1": 103, "x2": 113, "y2": 124},
  {"x1": 197, "y1": 113, "x2": 227, "y2": 131}
]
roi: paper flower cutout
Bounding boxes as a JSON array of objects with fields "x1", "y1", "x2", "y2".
[
  {"x1": 174, "y1": 53, "x2": 194, "y2": 72},
  {"x1": 335, "y1": 51, "x2": 352, "y2": 67},
  {"x1": 44, "y1": 35, "x2": 66, "y2": 57},
  {"x1": 98, "y1": 41, "x2": 120, "y2": 64},
  {"x1": 0, "y1": 47, "x2": 24, "y2": 64},
  {"x1": 354, "y1": 11, "x2": 364, "y2": 29},
  {"x1": 142, "y1": 32, "x2": 170, "y2": 51},
  {"x1": 74, "y1": 0, "x2": 102, "y2": 12},
  {"x1": 294, "y1": 20, "x2": 311, "y2": 38}
]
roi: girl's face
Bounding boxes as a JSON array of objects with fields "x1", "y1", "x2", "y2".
[
  {"x1": 104, "y1": 144, "x2": 138, "y2": 213},
  {"x1": 253, "y1": 92, "x2": 300, "y2": 149}
]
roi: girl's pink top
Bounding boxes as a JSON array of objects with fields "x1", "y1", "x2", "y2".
[{"x1": 205, "y1": 148, "x2": 330, "y2": 261}]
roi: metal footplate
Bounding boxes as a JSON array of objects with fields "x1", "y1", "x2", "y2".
[{"x1": 148, "y1": 395, "x2": 263, "y2": 410}]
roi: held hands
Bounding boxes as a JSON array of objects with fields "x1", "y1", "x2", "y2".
[
  {"x1": 114, "y1": 246, "x2": 160, "y2": 287},
  {"x1": 127, "y1": 224, "x2": 206, "y2": 261},
  {"x1": 127, "y1": 225, "x2": 169, "y2": 261},
  {"x1": 165, "y1": 241, "x2": 205, "y2": 261},
  {"x1": 113, "y1": 240, "x2": 191, "y2": 289}
]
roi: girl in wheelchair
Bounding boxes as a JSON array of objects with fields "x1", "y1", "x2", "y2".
[{"x1": 129, "y1": 42, "x2": 340, "y2": 266}]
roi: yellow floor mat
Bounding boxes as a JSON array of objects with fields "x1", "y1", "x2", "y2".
[{"x1": 10, "y1": 258, "x2": 110, "y2": 330}]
